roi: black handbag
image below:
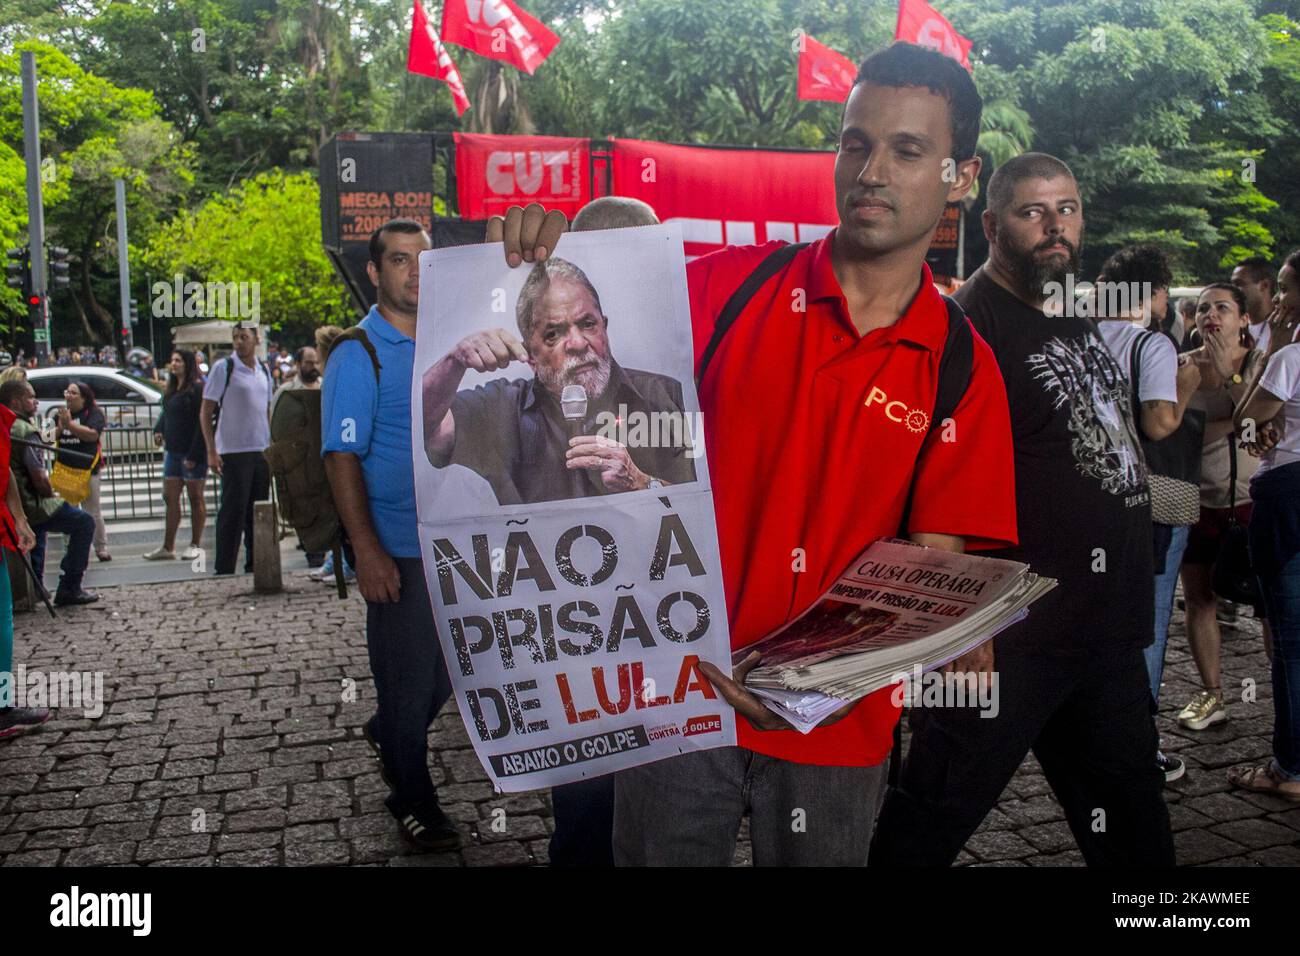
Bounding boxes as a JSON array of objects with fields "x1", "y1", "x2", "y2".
[{"x1": 1211, "y1": 376, "x2": 1262, "y2": 605}]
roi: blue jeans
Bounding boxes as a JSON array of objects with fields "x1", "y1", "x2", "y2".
[
  {"x1": 1145, "y1": 524, "x2": 1190, "y2": 706},
  {"x1": 1255, "y1": 551, "x2": 1300, "y2": 779},
  {"x1": 1248, "y1": 463, "x2": 1300, "y2": 780},
  {"x1": 163, "y1": 450, "x2": 208, "y2": 480},
  {"x1": 320, "y1": 550, "x2": 353, "y2": 576},
  {"x1": 0, "y1": 559, "x2": 12, "y2": 679},
  {"x1": 31, "y1": 503, "x2": 95, "y2": 595},
  {"x1": 365, "y1": 557, "x2": 453, "y2": 808}
]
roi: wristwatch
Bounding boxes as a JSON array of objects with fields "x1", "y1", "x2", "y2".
[
  {"x1": 1228, "y1": 372, "x2": 1243, "y2": 386},
  {"x1": 647, "y1": 478, "x2": 664, "y2": 490}
]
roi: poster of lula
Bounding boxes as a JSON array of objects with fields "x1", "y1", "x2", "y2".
[{"x1": 411, "y1": 224, "x2": 736, "y2": 792}]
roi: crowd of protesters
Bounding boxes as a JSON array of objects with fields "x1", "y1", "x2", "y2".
[
  {"x1": 5, "y1": 40, "x2": 1300, "y2": 865},
  {"x1": 319, "y1": 42, "x2": 1300, "y2": 864}
]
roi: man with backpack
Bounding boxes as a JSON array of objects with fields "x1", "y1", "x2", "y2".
[
  {"x1": 201, "y1": 323, "x2": 273, "y2": 576},
  {"x1": 487, "y1": 42, "x2": 1019, "y2": 866},
  {"x1": 320, "y1": 218, "x2": 461, "y2": 851}
]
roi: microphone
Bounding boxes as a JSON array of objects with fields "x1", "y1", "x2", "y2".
[
  {"x1": 561, "y1": 384, "x2": 588, "y2": 497},
  {"x1": 561, "y1": 384, "x2": 588, "y2": 439}
]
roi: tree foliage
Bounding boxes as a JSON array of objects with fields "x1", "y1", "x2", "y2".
[
  {"x1": 948, "y1": 0, "x2": 1281, "y2": 280},
  {"x1": 141, "y1": 169, "x2": 353, "y2": 344},
  {"x1": 0, "y1": 39, "x2": 194, "y2": 342}
]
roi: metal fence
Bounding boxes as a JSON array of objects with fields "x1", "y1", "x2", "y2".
[
  {"x1": 94, "y1": 404, "x2": 222, "y2": 522},
  {"x1": 42, "y1": 403, "x2": 297, "y2": 529}
]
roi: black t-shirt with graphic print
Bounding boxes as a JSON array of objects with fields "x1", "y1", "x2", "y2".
[{"x1": 955, "y1": 266, "x2": 1154, "y2": 654}]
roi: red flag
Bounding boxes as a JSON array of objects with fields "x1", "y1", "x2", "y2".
[
  {"x1": 408, "y1": 0, "x2": 471, "y2": 116},
  {"x1": 895, "y1": 0, "x2": 973, "y2": 71},
  {"x1": 441, "y1": 0, "x2": 559, "y2": 76},
  {"x1": 797, "y1": 34, "x2": 857, "y2": 102}
]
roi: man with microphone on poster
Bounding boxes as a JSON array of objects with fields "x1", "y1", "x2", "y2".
[{"x1": 421, "y1": 255, "x2": 697, "y2": 504}]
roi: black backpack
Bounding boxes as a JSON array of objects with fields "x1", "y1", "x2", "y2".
[
  {"x1": 696, "y1": 241, "x2": 975, "y2": 457},
  {"x1": 263, "y1": 328, "x2": 380, "y2": 598}
]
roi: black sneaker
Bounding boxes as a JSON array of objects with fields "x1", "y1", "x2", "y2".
[
  {"x1": 362, "y1": 716, "x2": 392, "y2": 788},
  {"x1": 1157, "y1": 751, "x2": 1186, "y2": 783},
  {"x1": 387, "y1": 795, "x2": 461, "y2": 851},
  {"x1": 1216, "y1": 600, "x2": 1239, "y2": 627},
  {"x1": 0, "y1": 707, "x2": 51, "y2": 740},
  {"x1": 53, "y1": 589, "x2": 99, "y2": 606}
]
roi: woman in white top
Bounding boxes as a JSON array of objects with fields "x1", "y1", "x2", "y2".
[
  {"x1": 1176, "y1": 284, "x2": 1268, "y2": 734},
  {"x1": 1230, "y1": 249, "x2": 1300, "y2": 800}
]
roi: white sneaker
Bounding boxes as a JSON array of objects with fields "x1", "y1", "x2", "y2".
[
  {"x1": 181, "y1": 545, "x2": 202, "y2": 560},
  {"x1": 308, "y1": 565, "x2": 332, "y2": 581},
  {"x1": 142, "y1": 547, "x2": 176, "y2": 561}
]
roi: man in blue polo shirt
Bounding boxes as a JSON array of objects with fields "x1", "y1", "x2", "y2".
[{"x1": 321, "y1": 217, "x2": 459, "y2": 851}]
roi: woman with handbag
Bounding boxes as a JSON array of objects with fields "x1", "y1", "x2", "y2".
[
  {"x1": 1094, "y1": 244, "x2": 1204, "y2": 781},
  {"x1": 1230, "y1": 251, "x2": 1300, "y2": 800},
  {"x1": 54, "y1": 381, "x2": 108, "y2": 561},
  {"x1": 1177, "y1": 283, "x2": 1269, "y2": 733}
]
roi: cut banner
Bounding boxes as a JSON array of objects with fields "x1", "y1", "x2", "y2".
[
  {"x1": 411, "y1": 224, "x2": 737, "y2": 791},
  {"x1": 609, "y1": 138, "x2": 838, "y2": 259},
  {"x1": 453, "y1": 132, "x2": 590, "y2": 221}
]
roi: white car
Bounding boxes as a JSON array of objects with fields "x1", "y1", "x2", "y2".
[{"x1": 28, "y1": 366, "x2": 165, "y2": 458}]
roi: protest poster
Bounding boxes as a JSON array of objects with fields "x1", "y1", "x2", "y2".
[{"x1": 411, "y1": 223, "x2": 737, "y2": 792}]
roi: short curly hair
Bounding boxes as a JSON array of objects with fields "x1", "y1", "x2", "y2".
[{"x1": 1098, "y1": 243, "x2": 1173, "y2": 291}]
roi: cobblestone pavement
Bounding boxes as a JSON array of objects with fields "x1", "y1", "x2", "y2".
[{"x1": 1, "y1": 576, "x2": 1297, "y2": 867}]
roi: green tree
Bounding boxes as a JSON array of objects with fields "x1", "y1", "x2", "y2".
[
  {"x1": 948, "y1": 0, "x2": 1280, "y2": 282},
  {"x1": 1209, "y1": 11, "x2": 1300, "y2": 262},
  {"x1": 0, "y1": 40, "x2": 194, "y2": 345},
  {"x1": 141, "y1": 169, "x2": 353, "y2": 345}
]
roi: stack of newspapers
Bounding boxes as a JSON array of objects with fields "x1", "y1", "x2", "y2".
[{"x1": 743, "y1": 538, "x2": 1057, "y2": 733}]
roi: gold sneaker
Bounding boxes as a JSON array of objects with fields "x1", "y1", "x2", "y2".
[{"x1": 1177, "y1": 690, "x2": 1227, "y2": 731}]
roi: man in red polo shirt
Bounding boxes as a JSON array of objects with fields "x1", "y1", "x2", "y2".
[{"x1": 488, "y1": 43, "x2": 1016, "y2": 866}]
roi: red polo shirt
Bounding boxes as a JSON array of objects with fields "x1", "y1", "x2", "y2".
[{"x1": 688, "y1": 234, "x2": 1017, "y2": 766}]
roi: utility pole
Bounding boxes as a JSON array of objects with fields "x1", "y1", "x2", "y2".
[
  {"x1": 115, "y1": 178, "x2": 133, "y2": 351},
  {"x1": 20, "y1": 51, "x2": 49, "y2": 364},
  {"x1": 146, "y1": 270, "x2": 156, "y2": 358}
]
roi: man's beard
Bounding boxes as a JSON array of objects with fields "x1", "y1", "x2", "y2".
[
  {"x1": 536, "y1": 351, "x2": 612, "y2": 401},
  {"x1": 299, "y1": 368, "x2": 320, "y2": 385},
  {"x1": 1000, "y1": 231, "x2": 1083, "y2": 303}
]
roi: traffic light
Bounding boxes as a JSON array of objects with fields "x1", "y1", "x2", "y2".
[
  {"x1": 46, "y1": 245, "x2": 70, "y2": 291},
  {"x1": 5, "y1": 246, "x2": 30, "y2": 297},
  {"x1": 129, "y1": 298, "x2": 139, "y2": 326}
]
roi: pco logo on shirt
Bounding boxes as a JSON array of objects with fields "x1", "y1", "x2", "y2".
[{"x1": 864, "y1": 386, "x2": 930, "y2": 434}]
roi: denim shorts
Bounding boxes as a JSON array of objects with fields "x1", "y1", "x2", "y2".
[{"x1": 163, "y1": 451, "x2": 208, "y2": 481}]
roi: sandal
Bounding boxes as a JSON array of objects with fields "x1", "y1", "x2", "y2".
[{"x1": 1227, "y1": 763, "x2": 1300, "y2": 802}]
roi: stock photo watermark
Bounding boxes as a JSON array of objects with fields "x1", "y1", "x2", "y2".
[{"x1": 0, "y1": 668, "x2": 105, "y2": 718}]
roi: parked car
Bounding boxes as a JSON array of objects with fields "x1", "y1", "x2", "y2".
[{"x1": 28, "y1": 366, "x2": 165, "y2": 460}]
